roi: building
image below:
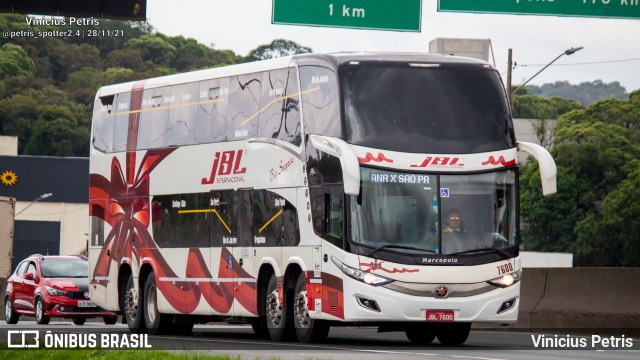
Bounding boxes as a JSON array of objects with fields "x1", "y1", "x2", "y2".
[{"x1": 0, "y1": 154, "x2": 88, "y2": 269}]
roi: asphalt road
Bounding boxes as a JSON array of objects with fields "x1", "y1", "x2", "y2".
[{"x1": 1, "y1": 321, "x2": 639, "y2": 360}]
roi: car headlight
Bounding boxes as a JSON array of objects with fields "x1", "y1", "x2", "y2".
[
  {"x1": 487, "y1": 270, "x2": 522, "y2": 288},
  {"x1": 44, "y1": 285, "x2": 68, "y2": 296},
  {"x1": 331, "y1": 256, "x2": 393, "y2": 286}
]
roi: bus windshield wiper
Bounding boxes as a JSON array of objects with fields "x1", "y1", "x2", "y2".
[
  {"x1": 366, "y1": 244, "x2": 435, "y2": 258},
  {"x1": 448, "y1": 247, "x2": 512, "y2": 259}
]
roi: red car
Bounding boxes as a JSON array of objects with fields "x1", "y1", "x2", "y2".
[{"x1": 4, "y1": 254, "x2": 117, "y2": 325}]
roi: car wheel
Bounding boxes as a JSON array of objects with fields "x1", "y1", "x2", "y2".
[
  {"x1": 103, "y1": 316, "x2": 118, "y2": 325},
  {"x1": 4, "y1": 297, "x2": 19, "y2": 324},
  {"x1": 293, "y1": 273, "x2": 329, "y2": 343},
  {"x1": 35, "y1": 297, "x2": 50, "y2": 325},
  {"x1": 73, "y1": 317, "x2": 86, "y2": 325},
  {"x1": 124, "y1": 273, "x2": 146, "y2": 333},
  {"x1": 265, "y1": 273, "x2": 295, "y2": 341}
]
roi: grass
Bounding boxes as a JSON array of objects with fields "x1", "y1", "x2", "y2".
[{"x1": 0, "y1": 343, "x2": 241, "y2": 360}]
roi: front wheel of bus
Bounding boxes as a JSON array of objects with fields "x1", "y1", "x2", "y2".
[
  {"x1": 265, "y1": 273, "x2": 294, "y2": 341},
  {"x1": 124, "y1": 273, "x2": 146, "y2": 333},
  {"x1": 405, "y1": 325, "x2": 436, "y2": 344},
  {"x1": 436, "y1": 322, "x2": 471, "y2": 346},
  {"x1": 293, "y1": 274, "x2": 329, "y2": 343}
]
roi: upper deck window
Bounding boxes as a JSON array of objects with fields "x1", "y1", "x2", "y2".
[{"x1": 341, "y1": 63, "x2": 514, "y2": 154}]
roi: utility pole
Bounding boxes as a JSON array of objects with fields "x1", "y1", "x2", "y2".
[{"x1": 507, "y1": 48, "x2": 513, "y2": 106}]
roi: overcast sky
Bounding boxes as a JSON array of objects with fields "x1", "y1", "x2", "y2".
[{"x1": 147, "y1": 0, "x2": 640, "y2": 92}]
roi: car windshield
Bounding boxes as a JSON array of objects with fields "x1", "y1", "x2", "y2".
[
  {"x1": 40, "y1": 260, "x2": 88, "y2": 278},
  {"x1": 349, "y1": 167, "x2": 517, "y2": 255}
]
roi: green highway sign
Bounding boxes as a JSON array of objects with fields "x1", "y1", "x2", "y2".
[
  {"x1": 438, "y1": 0, "x2": 640, "y2": 20},
  {"x1": 272, "y1": 0, "x2": 422, "y2": 32}
]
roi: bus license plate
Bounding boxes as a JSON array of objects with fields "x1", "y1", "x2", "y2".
[
  {"x1": 426, "y1": 310, "x2": 454, "y2": 322},
  {"x1": 78, "y1": 301, "x2": 96, "y2": 308}
]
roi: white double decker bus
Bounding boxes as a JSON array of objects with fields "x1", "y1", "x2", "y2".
[{"x1": 88, "y1": 52, "x2": 556, "y2": 344}]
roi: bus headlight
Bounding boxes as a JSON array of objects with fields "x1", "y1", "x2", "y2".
[
  {"x1": 487, "y1": 270, "x2": 522, "y2": 288},
  {"x1": 331, "y1": 256, "x2": 393, "y2": 286}
]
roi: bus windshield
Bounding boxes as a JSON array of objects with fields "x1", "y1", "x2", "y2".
[
  {"x1": 341, "y1": 63, "x2": 514, "y2": 154},
  {"x1": 349, "y1": 167, "x2": 517, "y2": 256}
]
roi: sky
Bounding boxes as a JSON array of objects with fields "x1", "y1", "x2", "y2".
[{"x1": 147, "y1": 0, "x2": 640, "y2": 93}]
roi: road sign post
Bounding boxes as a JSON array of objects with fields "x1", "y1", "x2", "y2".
[
  {"x1": 272, "y1": 0, "x2": 422, "y2": 32},
  {"x1": 438, "y1": 0, "x2": 640, "y2": 20}
]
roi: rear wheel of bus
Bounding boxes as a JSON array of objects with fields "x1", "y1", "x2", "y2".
[
  {"x1": 124, "y1": 273, "x2": 146, "y2": 333},
  {"x1": 293, "y1": 273, "x2": 329, "y2": 343},
  {"x1": 265, "y1": 273, "x2": 294, "y2": 341},
  {"x1": 144, "y1": 272, "x2": 170, "y2": 335}
]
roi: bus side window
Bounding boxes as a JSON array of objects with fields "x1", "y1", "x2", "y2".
[
  {"x1": 227, "y1": 73, "x2": 261, "y2": 140},
  {"x1": 167, "y1": 82, "x2": 198, "y2": 146},
  {"x1": 258, "y1": 68, "x2": 301, "y2": 146},
  {"x1": 112, "y1": 92, "x2": 131, "y2": 152},
  {"x1": 310, "y1": 185, "x2": 343, "y2": 249},
  {"x1": 196, "y1": 77, "x2": 229, "y2": 144},
  {"x1": 138, "y1": 87, "x2": 170, "y2": 150},
  {"x1": 151, "y1": 194, "x2": 180, "y2": 248},
  {"x1": 93, "y1": 95, "x2": 114, "y2": 153},
  {"x1": 298, "y1": 66, "x2": 340, "y2": 138}
]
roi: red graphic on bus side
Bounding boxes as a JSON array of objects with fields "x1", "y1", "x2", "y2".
[
  {"x1": 481, "y1": 156, "x2": 516, "y2": 167},
  {"x1": 360, "y1": 258, "x2": 419, "y2": 274},
  {"x1": 358, "y1": 152, "x2": 394, "y2": 164}
]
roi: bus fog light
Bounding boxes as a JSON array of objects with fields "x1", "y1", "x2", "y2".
[{"x1": 497, "y1": 297, "x2": 517, "y2": 314}]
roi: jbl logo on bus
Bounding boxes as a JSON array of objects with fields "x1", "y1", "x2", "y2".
[
  {"x1": 202, "y1": 150, "x2": 247, "y2": 184},
  {"x1": 410, "y1": 156, "x2": 464, "y2": 168}
]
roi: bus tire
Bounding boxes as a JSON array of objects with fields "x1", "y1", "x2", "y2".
[
  {"x1": 405, "y1": 325, "x2": 436, "y2": 344},
  {"x1": 293, "y1": 273, "x2": 329, "y2": 343},
  {"x1": 265, "y1": 273, "x2": 294, "y2": 341},
  {"x1": 143, "y1": 272, "x2": 170, "y2": 335},
  {"x1": 250, "y1": 316, "x2": 269, "y2": 339},
  {"x1": 124, "y1": 273, "x2": 147, "y2": 333},
  {"x1": 436, "y1": 322, "x2": 471, "y2": 346}
]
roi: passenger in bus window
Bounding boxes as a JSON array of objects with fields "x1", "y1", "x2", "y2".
[{"x1": 443, "y1": 212, "x2": 462, "y2": 232}]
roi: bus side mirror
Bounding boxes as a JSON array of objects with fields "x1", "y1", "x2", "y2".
[
  {"x1": 309, "y1": 135, "x2": 361, "y2": 196},
  {"x1": 517, "y1": 141, "x2": 557, "y2": 196}
]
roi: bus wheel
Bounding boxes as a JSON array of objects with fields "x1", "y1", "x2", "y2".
[
  {"x1": 144, "y1": 272, "x2": 170, "y2": 335},
  {"x1": 405, "y1": 325, "x2": 436, "y2": 344},
  {"x1": 250, "y1": 316, "x2": 269, "y2": 339},
  {"x1": 293, "y1": 274, "x2": 329, "y2": 343},
  {"x1": 436, "y1": 322, "x2": 471, "y2": 346},
  {"x1": 124, "y1": 273, "x2": 147, "y2": 333},
  {"x1": 265, "y1": 273, "x2": 294, "y2": 341}
]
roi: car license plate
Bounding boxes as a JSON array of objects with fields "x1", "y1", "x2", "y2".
[
  {"x1": 426, "y1": 310, "x2": 454, "y2": 322},
  {"x1": 78, "y1": 301, "x2": 96, "y2": 308}
]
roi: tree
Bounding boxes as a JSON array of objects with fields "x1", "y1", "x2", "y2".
[
  {"x1": 124, "y1": 34, "x2": 177, "y2": 67},
  {"x1": 245, "y1": 39, "x2": 312, "y2": 62},
  {"x1": 0, "y1": 43, "x2": 35, "y2": 78},
  {"x1": 520, "y1": 95, "x2": 640, "y2": 266},
  {"x1": 527, "y1": 80, "x2": 628, "y2": 106}
]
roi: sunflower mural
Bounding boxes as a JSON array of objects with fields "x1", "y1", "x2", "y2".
[{"x1": 0, "y1": 170, "x2": 18, "y2": 186}]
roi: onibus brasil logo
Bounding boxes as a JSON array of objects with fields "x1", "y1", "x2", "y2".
[{"x1": 7, "y1": 330, "x2": 152, "y2": 349}]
